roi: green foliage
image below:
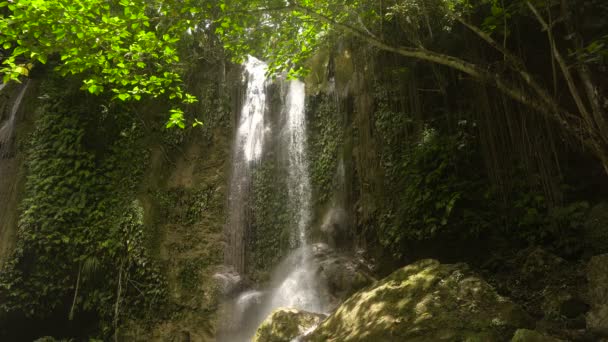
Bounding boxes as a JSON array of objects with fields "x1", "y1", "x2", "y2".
[
  {"x1": 177, "y1": 259, "x2": 202, "y2": 291},
  {"x1": 371, "y1": 83, "x2": 492, "y2": 257},
  {"x1": 0, "y1": 81, "x2": 166, "y2": 336},
  {"x1": 572, "y1": 35, "x2": 608, "y2": 65},
  {"x1": 308, "y1": 95, "x2": 343, "y2": 206},
  {"x1": 248, "y1": 161, "x2": 292, "y2": 281},
  {"x1": 371, "y1": 79, "x2": 594, "y2": 259},
  {"x1": 155, "y1": 187, "x2": 216, "y2": 226},
  {"x1": 376, "y1": 123, "x2": 489, "y2": 257},
  {"x1": 511, "y1": 187, "x2": 590, "y2": 256},
  {"x1": 0, "y1": 0, "x2": 202, "y2": 124}
]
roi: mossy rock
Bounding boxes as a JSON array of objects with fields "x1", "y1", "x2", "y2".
[
  {"x1": 254, "y1": 308, "x2": 325, "y2": 342},
  {"x1": 306, "y1": 259, "x2": 532, "y2": 342},
  {"x1": 510, "y1": 329, "x2": 565, "y2": 342}
]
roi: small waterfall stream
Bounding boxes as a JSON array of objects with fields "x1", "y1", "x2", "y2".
[
  {"x1": 285, "y1": 80, "x2": 311, "y2": 247},
  {"x1": 0, "y1": 81, "x2": 29, "y2": 157},
  {"x1": 0, "y1": 80, "x2": 29, "y2": 264},
  {"x1": 219, "y1": 60, "x2": 328, "y2": 341},
  {"x1": 266, "y1": 80, "x2": 326, "y2": 314},
  {"x1": 225, "y1": 57, "x2": 268, "y2": 274}
]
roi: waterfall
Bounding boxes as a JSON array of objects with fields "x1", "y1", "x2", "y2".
[
  {"x1": 224, "y1": 57, "x2": 268, "y2": 273},
  {"x1": 0, "y1": 81, "x2": 29, "y2": 157},
  {"x1": 218, "y1": 61, "x2": 327, "y2": 342},
  {"x1": 0, "y1": 80, "x2": 29, "y2": 266},
  {"x1": 266, "y1": 79, "x2": 325, "y2": 313},
  {"x1": 285, "y1": 80, "x2": 311, "y2": 247}
]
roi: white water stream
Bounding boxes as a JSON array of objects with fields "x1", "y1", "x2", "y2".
[
  {"x1": 267, "y1": 79, "x2": 325, "y2": 313},
  {"x1": 219, "y1": 60, "x2": 327, "y2": 341},
  {"x1": 0, "y1": 81, "x2": 29, "y2": 156},
  {"x1": 225, "y1": 56, "x2": 269, "y2": 273}
]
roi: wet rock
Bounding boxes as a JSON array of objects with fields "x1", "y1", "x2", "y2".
[
  {"x1": 311, "y1": 243, "x2": 375, "y2": 306},
  {"x1": 587, "y1": 254, "x2": 608, "y2": 336},
  {"x1": 253, "y1": 308, "x2": 326, "y2": 342},
  {"x1": 542, "y1": 290, "x2": 589, "y2": 321},
  {"x1": 213, "y1": 267, "x2": 245, "y2": 295},
  {"x1": 520, "y1": 248, "x2": 565, "y2": 288},
  {"x1": 511, "y1": 329, "x2": 565, "y2": 342},
  {"x1": 307, "y1": 259, "x2": 532, "y2": 341},
  {"x1": 486, "y1": 246, "x2": 588, "y2": 330},
  {"x1": 319, "y1": 207, "x2": 349, "y2": 248}
]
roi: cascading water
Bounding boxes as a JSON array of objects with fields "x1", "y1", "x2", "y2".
[
  {"x1": 285, "y1": 80, "x2": 311, "y2": 246},
  {"x1": 266, "y1": 79, "x2": 326, "y2": 314},
  {"x1": 0, "y1": 81, "x2": 29, "y2": 157},
  {"x1": 218, "y1": 63, "x2": 328, "y2": 341},
  {"x1": 224, "y1": 56, "x2": 268, "y2": 274}
]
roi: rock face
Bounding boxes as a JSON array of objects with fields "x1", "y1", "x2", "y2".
[
  {"x1": 306, "y1": 259, "x2": 532, "y2": 341},
  {"x1": 587, "y1": 254, "x2": 608, "y2": 335},
  {"x1": 312, "y1": 243, "x2": 375, "y2": 306},
  {"x1": 510, "y1": 329, "x2": 565, "y2": 342},
  {"x1": 483, "y1": 247, "x2": 589, "y2": 339},
  {"x1": 254, "y1": 308, "x2": 325, "y2": 342},
  {"x1": 584, "y1": 203, "x2": 608, "y2": 256}
]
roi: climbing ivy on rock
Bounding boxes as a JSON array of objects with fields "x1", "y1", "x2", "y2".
[
  {"x1": 308, "y1": 95, "x2": 343, "y2": 207},
  {"x1": 248, "y1": 161, "x2": 292, "y2": 281},
  {"x1": 0, "y1": 79, "x2": 166, "y2": 337}
]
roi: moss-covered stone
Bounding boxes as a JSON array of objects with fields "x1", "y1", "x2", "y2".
[
  {"x1": 307, "y1": 259, "x2": 532, "y2": 342},
  {"x1": 254, "y1": 308, "x2": 325, "y2": 342},
  {"x1": 510, "y1": 329, "x2": 565, "y2": 342}
]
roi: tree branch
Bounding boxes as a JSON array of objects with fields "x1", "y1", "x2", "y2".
[
  {"x1": 453, "y1": 15, "x2": 567, "y2": 128},
  {"x1": 527, "y1": 2, "x2": 593, "y2": 130},
  {"x1": 292, "y1": 3, "x2": 579, "y2": 136}
]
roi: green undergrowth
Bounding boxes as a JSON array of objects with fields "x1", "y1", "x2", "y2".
[{"x1": 370, "y1": 82, "x2": 592, "y2": 260}]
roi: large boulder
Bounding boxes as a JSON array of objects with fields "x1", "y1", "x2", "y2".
[
  {"x1": 587, "y1": 254, "x2": 608, "y2": 336},
  {"x1": 306, "y1": 259, "x2": 532, "y2": 341},
  {"x1": 254, "y1": 308, "x2": 325, "y2": 342}
]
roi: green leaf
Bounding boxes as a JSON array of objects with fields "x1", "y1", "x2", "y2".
[{"x1": 192, "y1": 118, "x2": 203, "y2": 127}]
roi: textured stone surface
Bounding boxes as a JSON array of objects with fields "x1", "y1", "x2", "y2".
[
  {"x1": 254, "y1": 308, "x2": 325, "y2": 342},
  {"x1": 306, "y1": 259, "x2": 532, "y2": 341},
  {"x1": 312, "y1": 243, "x2": 375, "y2": 306},
  {"x1": 510, "y1": 329, "x2": 565, "y2": 342},
  {"x1": 587, "y1": 254, "x2": 608, "y2": 334},
  {"x1": 584, "y1": 203, "x2": 608, "y2": 255}
]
